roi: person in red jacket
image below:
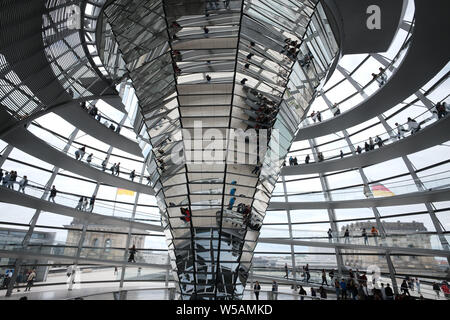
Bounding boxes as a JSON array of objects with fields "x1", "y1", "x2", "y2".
[{"x1": 441, "y1": 281, "x2": 450, "y2": 300}]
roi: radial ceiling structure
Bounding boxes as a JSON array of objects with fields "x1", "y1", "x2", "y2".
[{"x1": 0, "y1": 0, "x2": 449, "y2": 301}]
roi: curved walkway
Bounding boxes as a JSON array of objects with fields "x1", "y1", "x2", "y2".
[
  {"x1": 54, "y1": 104, "x2": 142, "y2": 157},
  {"x1": 0, "y1": 186, "x2": 162, "y2": 232},
  {"x1": 0, "y1": 249, "x2": 170, "y2": 270},
  {"x1": 0, "y1": 95, "x2": 126, "y2": 140},
  {"x1": 0, "y1": 111, "x2": 155, "y2": 196},
  {"x1": 294, "y1": 0, "x2": 450, "y2": 141},
  {"x1": 283, "y1": 115, "x2": 450, "y2": 175},
  {"x1": 258, "y1": 237, "x2": 450, "y2": 258},
  {"x1": 268, "y1": 188, "x2": 450, "y2": 210}
]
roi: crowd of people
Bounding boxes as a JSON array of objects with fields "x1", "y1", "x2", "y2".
[
  {"x1": 337, "y1": 226, "x2": 379, "y2": 245},
  {"x1": 80, "y1": 102, "x2": 121, "y2": 133},
  {"x1": 1, "y1": 167, "x2": 102, "y2": 212},
  {"x1": 1, "y1": 169, "x2": 28, "y2": 193},
  {"x1": 279, "y1": 263, "x2": 450, "y2": 300},
  {"x1": 73, "y1": 145, "x2": 142, "y2": 182},
  {"x1": 243, "y1": 87, "x2": 278, "y2": 130},
  {"x1": 1, "y1": 269, "x2": 36, "y2": 292},
  {"x1": 287, "y1": 152, "x2": 324, "y2": 166},
  {"x1": 286, "y1": 100, "x2": 449, "y2": 166},
  {"x1": 75, "y1": 195, "x2": 96, "y2": 212},
  {"x1": 372, "y1": 67, "x2": 388, "y2": 87}
]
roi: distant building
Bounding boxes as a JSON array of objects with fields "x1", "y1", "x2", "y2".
[
  {"x1": 0, "y1": 227, "x2": 56, "y2": 283},
  {"x1": 341, "y1": 220, "x2": 436, "y2": 273},
  {"x1": 65, "y1": 219, "x2": 145, "y2": 262}
]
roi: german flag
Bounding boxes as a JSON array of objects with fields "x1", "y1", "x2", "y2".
[{"x1": 371, "y1": 183, "x2": 395, "y2": 197}]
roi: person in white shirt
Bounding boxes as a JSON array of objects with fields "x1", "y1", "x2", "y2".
[
  {"x1": 86, "y1": 153, "x2": 93, "y2": 165},
  {"x1": 25, "y1": 270, "x2": 36, "y2": 292},
  {"x1": 379, "y1": 67, "x2": 387, "y2": 84},
  {"x1": 81, "y1": 197, "x2": 88, "y2": 211},
  {"x1": 372, "y1": 73, "x2": 384, "y2": 87},
  {"x1": 443, "y1": 102, "x2": 450, "y2": 113},
  {"x1": 394, "y1": 122, "x2": 406, "y2": 139},
  {"x1": 415, "y1": 277, "x2": 421, "y2": 294},
  {"x1": 18, "y1": 176, "x2": 28, "y2": 193},
  {"x1": 380, "y1": 283, "x2": 387, "y2": 300},
  {"x1": 406, "y1": 117, "x2": 421, "y2": 134}
]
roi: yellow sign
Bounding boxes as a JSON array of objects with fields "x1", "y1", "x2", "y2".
[{"x1": 117, "y1": 188, "x2": 135, "y2": 196}]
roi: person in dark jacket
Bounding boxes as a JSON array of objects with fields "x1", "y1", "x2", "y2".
[
  {"x1": 401, "y1": 280, "x2": 410, "y2": 296},
  {"x1": 321, "y1": 269, "x2": 328, "y2": 286},
  {"x1": 344, "y1": 228, "x2": 350, "y2": 243},
  {"x1": 254, "y1": 281, "x2": 261, "y2": 300},
  {"x1": 319, "y1": 286, "x2": 327, "y2": 299},
  {"x1": 340, "y1": 279, "x2": 347, "y2": 299},
  {"x1": 298, "y1": 285, "x2": 307, "y2": 300},
  {"x1": 128, "y1": 245, "x2": 137, "y2": 263},
  {"x1": 384, "y1": 283, "x2": 394, "y2": 300},
  {"x1": 271, "y1": 281, "x2": 278, "y2": 300},
  {"x1": 88, "y1": 195, "x2": 96, "y2": 212},
  {"x1": 48, "y1": 185, "x2": 57, "y2": 202}
]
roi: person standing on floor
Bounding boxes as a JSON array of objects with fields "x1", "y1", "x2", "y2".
[
  {"x1": 75, "y1": 196, "x2": 83, "y2": 210},
  {"x1": 362, "y1": 228, "x2": 368, "y2": 245},
  {"x1": 8, "y1": 171, "x2": 17, "y2": 190},
  {"x1": 115, "y1": 163, "x2": 121, "y2": 176},
  {"x1": 18, "y1": 175, "x2": 28, "y2": 193},
  {"x1": 254, "y1": 281, "x2": 261, "y2": 300},
  {"x1": 81, "y1": 196, "x2": 88, "y2": 211},
  {"x1": 48, "y1": 185, "x2": 57, "y2": 202},
  {"x1": 433, "y1": 282, "x2": 441, "y2": 299},
  {"x1": 340, "y1": 278, "x2": 347, "y2": 300},
  {"x1": 102, "y1": 158, "x2": 107, "y2": 171},
  {"x1": 78, "y1": 146, "x2": 86, "y2": 161},
  {"x1": 384, "y1": 283, "x2": 394, "y2": 300},
  {"x1": 86, "y1": 153, "x2": 93, "y2": 165},
  {"x1": 415, "y1": 277, "x2": 421, "y2": 294},
  {"x1": 305, "y1": 264, "x2": 310, "y2": 283},
  {"x1": 321, "y1": 269, "x2": 328, "y2": 286},
  {"x1": 334, "y1": 279, "x2": 340, "y2": 299},
  {"x1": 327, "y1": 228, "x2": 333, "y2": 243},
  {"x1": 2, "y1": 171, "x2": 10, "y2": 188},
  {"x1": 24, "y1": 269, "x2": 36, "y2": 292},
  {"x1": 401, "y1": 280, "x2": 410, "y2": 296},
  {"x1": 272, "y1": 281, "x2": 278, "y2": 300},
  {"x1": 128, "y1": 244, "x2": 137, "y2": 263},
  {"x1": 344, "y1": 228, "x2": 350, "y2": 244},
  {"x1": 319, "y1": 286, "x2": 327, "y2": 299},
  {"x1": 88, "y1": 195, "x2": 96, "y2": 212},
  {"x1": 298, "y1": 285, "x2": 307, "y2": 300}
]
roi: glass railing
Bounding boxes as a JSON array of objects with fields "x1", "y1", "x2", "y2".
[
  {"x1": 0, "y1": 175, "x2": 161, "y2": 226},
  {"x1": 28, "y1": 124, "x2": 148, "y2": 182},
  {"x1": 0, "y1": 243, "x2": 170, "y2": 266},
  {"x1": 272, "y1": 170, "x2": 450, "y2": 201},
  {"x1": 251, "y1": 267, "x2": 447, "y2": 300},
  {"x1": 264, "y1": 232, "x2": 447, "y2": 251},
  {"x1": 286, "y1": 102, "x2": 448, "y2": 163}
]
